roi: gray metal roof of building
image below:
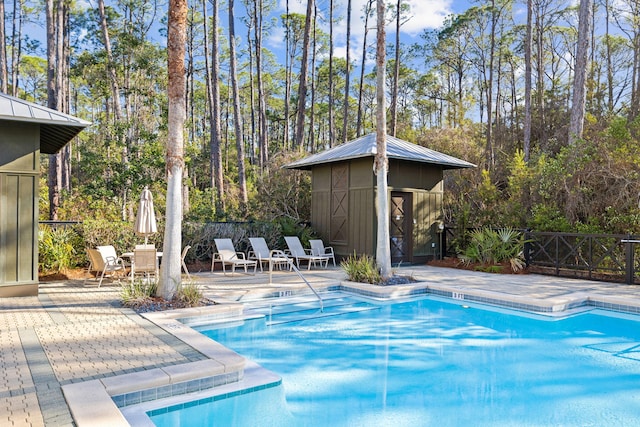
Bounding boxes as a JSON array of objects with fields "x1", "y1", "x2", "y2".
[
  {"x1": 0, "y1": 93, "x2": 91, "y2": 154},
  {"x1": 284, "y1": 133, "x2": 476, "y2": 170}
]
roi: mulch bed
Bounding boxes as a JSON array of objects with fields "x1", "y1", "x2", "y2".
[{"x1": 428, "y1": 257, "x2": 529, "y2": 274}]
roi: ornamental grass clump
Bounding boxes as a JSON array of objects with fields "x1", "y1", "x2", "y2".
[
  {"x1": 174, "y1": 282, "x2": 203, "y2": 306},
  {"x1": 459, "y1": 227, "x2": 527, "y2": 272},
  {"x1": 341, "y1": 253, "x2": 382, "y2": 284},
  {"x1": 121, "y1": 279, "x2": 158, "y2": 309},
  {"x1": 121, "y1": 280, "x2": 206, "y2": 312}
]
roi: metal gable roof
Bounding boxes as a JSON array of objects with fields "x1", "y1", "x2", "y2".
[
  {"x1": 0, "y1": 93, "x2": 91, "y2": 154},
  {"x1": 284, "y1": 133, "x2": 476, "y2": 170}
]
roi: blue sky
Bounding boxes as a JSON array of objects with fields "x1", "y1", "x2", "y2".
[{"x1": 267, "y1": 0, "x2": 460, "y2": 62}]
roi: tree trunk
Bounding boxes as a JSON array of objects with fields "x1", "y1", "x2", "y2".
[
  {"x1": 308, "y1": 2, "x2": 317, "y2": 151},
  {"x1": 98, "y1": 0, "x2": 131, "y2": 220},
  {"x1": 254, "y1": 0, "x2": 268, "y2": 168},
  {"x1": 0, "y1": 0, "x2": 7, "y2": 93},
  {"x1": 375, "y1": 0, "x2": 391, "y2": 279},
  {"x1": 284, "y1": 0, "x2": 291, "y2": 150},
  {"x1": 356, "y1": 0, "x2": 373, "y2": 137},
  {"x1": 46, "y1": 0, "x2": 61, "y2": 220},
  {"x1": 535, "y1": 4, "x2": 546, "y2": 148},
  {"x1": 294, "y1": 0, "x2": 314, "y2": 149},
  {"x1": 390, "y1": 0, "x2": 400, "y2": 137},
  {"x1": 98, "y1": 0, "x2": 123, "y2": 120},
  {"x1": 342, "y1": 0, "x2": 352, "y2": 143},
  {"x1": 604, "y1": 0, "x2": 613, "y2": 114},
  {"x1": 523, "y1": 0, "x2": 532, "y2": 162},
  {"x1": 328, "y1": 0, "x2": 334, "y2": 147},
  {"x1": 10, "y1": 0, "x2": 22, "y2": 96},
  {"x1": 485, "y1": 0, "x2": 497, "y2": 170},
  {"x1": 568, "y1": 0, "x2": 592, "y2": 145},
  {"x1": 160, "y1": 0, "x2": 187, "y2": 299},
  {"x1": 247, "y1": 29, "x2": 256, "y2": 165},
  {"x1": 228, "y1": 0, "x2": 248, "y2": 213},
  {"x1": 203, "y1": 0, "x2": 225, "y2": 216},
  {"x1": 58, "y1": 0, "x2": 71, "y2": 192}
]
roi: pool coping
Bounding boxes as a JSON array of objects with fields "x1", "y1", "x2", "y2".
[
  {"x1": 61, "y1": 303, "x2": 249, "y2": 427},
  {"x1": 340, "y1": 280, "x2": 640, "y2": 315},
  {"x1": 61, "y1": 279, "x2": 640, "y2": 426}
]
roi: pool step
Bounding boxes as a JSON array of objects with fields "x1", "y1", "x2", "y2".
[
  {"x1": 266, "y1": 304, "x2": 380, "y2": 325},
  {"x1": 246, "y1": 295, "x2": 363, "y2": 316},
  {"x1": 245, "y1": 296, "x2": 380, "y2": 325}
]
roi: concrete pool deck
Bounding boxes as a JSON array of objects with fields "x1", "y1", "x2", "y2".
[{"x1": 4, "y1": 265, "x2": 640, "y2": 426}]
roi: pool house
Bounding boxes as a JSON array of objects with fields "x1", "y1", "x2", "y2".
[
  {"x1": 285, "y1": 133, "x2": 475, "y2": 265},
  {"x1": 0, "y1": 93, "x2": 89, "y2": 297}
]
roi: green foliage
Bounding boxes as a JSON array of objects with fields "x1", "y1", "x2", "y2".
[
  {"x1": 341, "y1": 253, "x2": 382, "y2": 284},
  {"x1": 529, "y1": 205, "x2": 573, "y2": 232},
  {"x1": 251, "y1": 153, "x2": 311, "y2": 222},
  {"x1": 276, "y1": 217, "x2": 316, "y2": 246},
  {"x1": 38, "y1": 225, "x2": 79, "y2": 273},
  {"x1": 184, "y1": 188, "x2": 218, "y2": 222},
  {"x1": 459, "y1": 227, "x2": 526, "y2": 272}
]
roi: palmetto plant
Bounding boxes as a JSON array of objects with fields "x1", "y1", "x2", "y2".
[
  {"x1": 38, "y1": 225, "x2": 76, "y2": 273},
  {"x1": 460, "y1": 227, "x2": 527, "y2": 272}
]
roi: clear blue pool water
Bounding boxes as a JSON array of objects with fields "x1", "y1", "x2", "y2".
[{"x1": 149, "y1": 295, "x2": 640, "y2": 426}]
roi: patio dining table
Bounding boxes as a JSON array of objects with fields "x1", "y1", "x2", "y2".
[{"x1": 120, "y1": 251, "x2": 163, "y2": 260}]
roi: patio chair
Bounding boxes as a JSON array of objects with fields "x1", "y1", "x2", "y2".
[
  {"x1": 212, "y1": 238, "x2": 257, "y2": 275},
  {"x1": 310, "y1": 239, "x2": 336, "y2": 266},
  {"x1": 284, "y1": 236, "x2": 330, "y2": 270},
  {"x1": 181, "y1": 245, "x2": 192, "y2": 280},
  {"x1": 248, "y1": 237, "x2": 290, "y2": 272},
  {"x1": 85, "y1": 245, "x2": 126, "y2": 287},
  {"x1": 131, "y1": 247, "x2": 158, "y2": 283},
  {"x1": 135, "y1": 244, "x2": 155, "y2": 250}
]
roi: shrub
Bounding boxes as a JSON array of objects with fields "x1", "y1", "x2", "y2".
[
  {"x1": 459, "y1": 227, "x2": 527, "y2": 272},
  {"x1": 341, "y1": 253, "x2": 382, "y2": 284},
  {"x1": 38, "y1": 225, "x2": 78, "y2": 273}
]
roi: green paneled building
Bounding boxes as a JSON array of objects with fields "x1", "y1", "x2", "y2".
[
  {"x1": 285, "y1": 134, "x2": 475, "y2": 265},
  {"x1": 0, "y1": 93, "x2": 89, "y2": 297}
]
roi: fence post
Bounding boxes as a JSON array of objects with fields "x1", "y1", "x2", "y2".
[
  {"x1": 523, "y1": 229, "x2": 531, "y2": 266},
  {"x1": 440, "y1": 225, "x2": 447, "y2": 260},
  {"x1": 625, "y1": 235, "x2": 634, "y2": 285}
]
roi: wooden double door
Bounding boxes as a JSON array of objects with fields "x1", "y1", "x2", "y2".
[{"x1": 390, "y1": 192, "x2": 412, "y2": 264}]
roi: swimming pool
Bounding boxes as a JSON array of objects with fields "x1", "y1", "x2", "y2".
[{"x1": 149, "y1": 294, "x2": 640, "y2": 426}]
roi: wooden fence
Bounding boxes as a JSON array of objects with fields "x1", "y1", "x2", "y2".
[{"x1": 443, "y1": 228, "x2": 640, "y2": 285}]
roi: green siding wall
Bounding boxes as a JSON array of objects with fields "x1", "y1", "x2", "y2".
[
  {"x1": 0, "y1": 173, "x2": 38, "y2": 286},
  {"x1": 308, "y1": 157, "x2": 445, "y2": 264},
  {"x1": 0, "y1": 122, "x2": 40, "y2": 295}
]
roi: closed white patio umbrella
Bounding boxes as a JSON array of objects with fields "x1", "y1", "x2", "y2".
[{"x1": 134, "y1": 186, "x2": 157, "y2": 244}]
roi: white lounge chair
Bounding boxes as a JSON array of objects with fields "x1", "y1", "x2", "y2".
[
  {"x1": 248, "y1": 237, "x2": 290, "y2": 272},
  {"x1": 212, "y1": 238, "x2": 257, "y2": 275},
  {"x1": 310, "y1": 239, "x2": 336, "y2": 266},
  {"x1": 284, "y1": 236, "x2": 329, "y2": 269},
  {"x1": 86, "y1": 245, "x2": 126, "y2": 287}
]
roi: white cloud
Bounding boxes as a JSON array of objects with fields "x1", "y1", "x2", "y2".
[
  {"x1": 267, "y1": 26, "x2": 287, "y2": 50},
  {"x1": 401, "y1": 0, "x2": 455, "y2": 36},
  {"x1": 278, "y1": 0, "x2": 308, "y2": 15},
  {"x1": 269, "y1": 0, "x2": 455, "y2": 59}
]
